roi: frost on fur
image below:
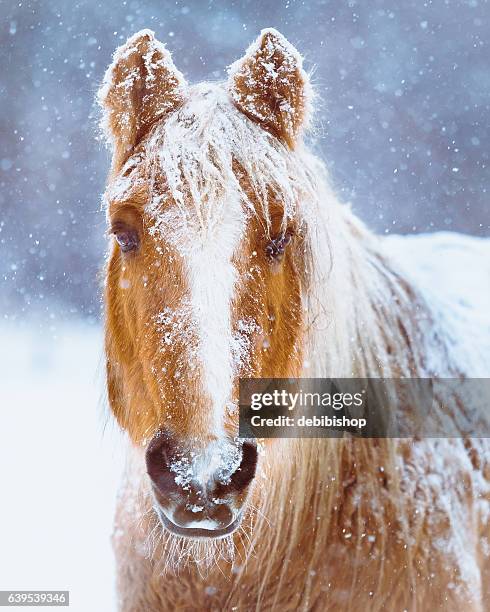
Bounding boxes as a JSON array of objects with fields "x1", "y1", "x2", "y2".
[
  {"x1": 98, "y1": 29, "x2": 187, "y2": 169},
  {"x1": 228, "y1": 28, "x2": 312, "y2": 149}
]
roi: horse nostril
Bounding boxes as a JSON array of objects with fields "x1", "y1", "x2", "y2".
[
  {"x1": 223, "y1": 441, "x2": 258, "y2": 493},
  {"x1": 145, "y1": 430, "x2": 177, "y2": 496},
  {"x1": 146, "y1": 432, "x2": 258, "y2": 501}
]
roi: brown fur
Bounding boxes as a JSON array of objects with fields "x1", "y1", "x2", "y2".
[{"x1": 104, "y1": 160, "x2": 305, "y2": 445}]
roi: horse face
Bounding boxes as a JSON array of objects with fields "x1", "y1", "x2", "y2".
[{"x1": 100, "y1": 29, "x2": 311, "y2": 538}]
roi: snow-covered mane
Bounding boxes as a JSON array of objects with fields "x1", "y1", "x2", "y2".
[{"x1": 145, "y1": 84, "x2": 309, "y2": 231}]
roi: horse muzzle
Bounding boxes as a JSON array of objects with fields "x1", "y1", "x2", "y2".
[{"x1": 145, "y1": 430, "x2": 258, "y2": 539}]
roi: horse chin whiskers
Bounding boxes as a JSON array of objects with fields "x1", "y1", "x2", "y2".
[
  {"x1": 149, "y1": 518, "x2": 238, "y2": 576},
  {"x1": 141, "y1": 495, "x2": 258, "y2": 575}
]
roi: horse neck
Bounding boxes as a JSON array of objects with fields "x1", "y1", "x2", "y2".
[{"x1": 303, "y1": 200, "x2": 436, "y2": 379}]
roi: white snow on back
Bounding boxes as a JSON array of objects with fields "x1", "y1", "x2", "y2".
[
  {"x1": 407, "y1": 437, "x2": 490, "y2": 601},
  {"x1": 383, "y1": 231, "x2": 490, "y2": 377},
  {"x1": 382, "y1": 234, "x2": 490, "y2": 599}
]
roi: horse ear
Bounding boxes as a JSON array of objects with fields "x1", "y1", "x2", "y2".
[
  {"x1": 227, "y1": 28, "x2": 312, "y2": 149},
  {"x1": 98, "y1": 29, "x2": 187, "y2": 169}
]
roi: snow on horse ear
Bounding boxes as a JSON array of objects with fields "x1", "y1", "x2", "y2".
[
  {"x1": 227, "y1": 28, "x2": 313, "y2": 149},
  {"x1": 98, "y1": 29, "x2": 187, "y2": 170}
]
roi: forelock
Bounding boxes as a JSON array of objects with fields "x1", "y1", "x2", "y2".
[{"x1": 140, "y1": 82, "x2": 316, "y2": 233}]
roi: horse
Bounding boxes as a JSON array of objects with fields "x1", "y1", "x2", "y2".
[{"x1": 98, "y1": 28, "x2": 490, "y2": 611}]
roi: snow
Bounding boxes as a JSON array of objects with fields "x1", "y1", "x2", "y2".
[
  {"x1": 144, "y1": 82, "x2": 303, "y2": 228},
  {"x1": 0, "y1": 323, "x2": 123, "y2": 612},
  {"x1": 384, "y1": 231, "x2": 490, "y2": 377},
  {"x1": 232, "y1": 318, "x2": 262, "y2": 376},
  {"x1": 169, "y1": 440, "x2": 242, "y2": 490}
]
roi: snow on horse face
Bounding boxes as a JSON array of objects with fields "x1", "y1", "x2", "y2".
[{"x1": 99, "y1": 29, "x2": 310, "y2": 538}]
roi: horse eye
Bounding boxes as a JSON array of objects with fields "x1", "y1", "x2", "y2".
[
  {"x1": 114, "y1": 229, "x2": 139, "y2": 253},
  {"x1": 265, "y1": 232, "x2": 292, "y2": 261}
]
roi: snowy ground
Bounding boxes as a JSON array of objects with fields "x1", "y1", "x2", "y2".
[{"x1": 0, "y1": 322, "x2": 124, "y2": 611}]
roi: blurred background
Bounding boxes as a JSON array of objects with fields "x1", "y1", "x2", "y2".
[
  {"x1": 0, "y1": 1, "x2": 488, "y2": 609},
  {"x1": 1, "y1": 0, "x2": 489, "y2": 322}
]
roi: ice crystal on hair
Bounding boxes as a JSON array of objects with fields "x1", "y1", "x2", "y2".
[
  {"x1": 169, "y1": 442, "x2": 243, "y2": 489},
  {"x1": 155, "y1": 305, "x2": 193, "y2": 348},
  {"x1": 169, "y1": 456, "x2": 193, "y2": 490},
  {"x1": 232, "y1": 318, "x2": 262, "y2": 375}
]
